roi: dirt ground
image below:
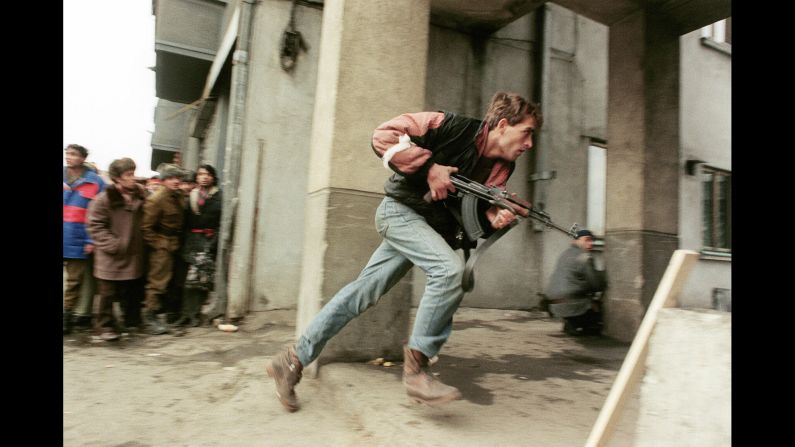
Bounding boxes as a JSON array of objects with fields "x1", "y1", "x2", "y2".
[{"x1": 63, "y1": 308, "x2": 632, "y2": 446}]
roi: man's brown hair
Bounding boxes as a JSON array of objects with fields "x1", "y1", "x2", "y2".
[
  {"x1": 483, "y1": 92, "x2": 543, "y2": 130},
  {"x1": 108, "y1": 158, "x2": 136, "y2": 182},
  {"x1": 65, "y1": 144, "x2": 88, "y2": 158}
]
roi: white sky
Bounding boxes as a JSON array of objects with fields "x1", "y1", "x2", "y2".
[{"x1": 63, "y1": 0, "x2": 158, "y2": 178}]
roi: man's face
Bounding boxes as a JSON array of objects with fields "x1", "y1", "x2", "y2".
[
  {"x1": 575, "y1": 236, "x2": 594, "y2": 251},
  {"x1": 65, "y1": 148, "x2": 85, "y2": 168},
  {"x1": 196, "y1": 168, "x2": 214, "y2": 188},
  {"x1": 116, "y1": 170, "x2": 137, "y2": 191},
  {"x1": 163, "y1": 176, "x2": 181, "y2": 191},
  {"x1": 495, "y1": 115, "x2": 537, "y2": 162},
  {"x1": 179, "y1": 181, "x2": 196, "y2": 193}
]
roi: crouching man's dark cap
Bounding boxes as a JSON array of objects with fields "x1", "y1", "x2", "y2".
[{"x1": 575, "y1": 229, "x2": 594, "y2": 239}]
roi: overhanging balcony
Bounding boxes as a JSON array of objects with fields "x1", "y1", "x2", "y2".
[
  {"x1": 153, "y1": 0, "x2": 227, "y2": 103},
  {"x1": 429, "y1": 0, "x2": 730, "y2": 34}
]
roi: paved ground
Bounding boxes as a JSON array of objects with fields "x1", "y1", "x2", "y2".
[{"x1": 63, "y1": 307, "x2": 632, "y2": 447}]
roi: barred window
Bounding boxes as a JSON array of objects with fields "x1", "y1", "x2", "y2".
[{"x1": 702, "y1": 167, "x2": 731, "y2": 253}]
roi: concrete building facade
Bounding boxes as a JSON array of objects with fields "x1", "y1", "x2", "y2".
[
  {"x1": 150, "y1": 0, "x2": 731, "y2": 354},
  {"x1": 678, "y1": 23, "x2": 732, "y2": 311}
]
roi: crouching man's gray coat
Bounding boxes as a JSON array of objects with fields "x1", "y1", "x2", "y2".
[{"x1": 544, "y1": 245, "x2": 606, "y2": 318}]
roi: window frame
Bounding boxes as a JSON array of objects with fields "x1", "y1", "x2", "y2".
[
  {"x1": 700, "y1": 165, "x2": 732, "y2": 258},
  {"x1": 700, "y1": 18, "x2": 732, "y2": 55},
  {"x1": 586, "y1": 141, "x2": 607, "y2": 251}
]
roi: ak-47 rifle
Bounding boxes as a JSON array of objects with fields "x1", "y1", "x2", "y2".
[
  {"x1": 439, "y1": 174, "x2": 579, "y2": 292},
  {"x1": 449, "y1": 174, "x2": 578, "y2": 241}
]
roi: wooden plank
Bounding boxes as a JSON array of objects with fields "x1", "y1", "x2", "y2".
[{"x1": 584, "y1": 249, "x2": 699, "y2": 447}]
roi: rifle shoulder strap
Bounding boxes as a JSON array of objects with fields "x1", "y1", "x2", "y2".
[{"x1": 461, "y1": 222, "x2": 517, "y2": 292}]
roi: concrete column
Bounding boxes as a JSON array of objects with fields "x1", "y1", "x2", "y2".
[
  {"x1": 297, "y1": 0, "x2": 430, "y2": 366},
  {"x1": 604, "y1": 11, "x2": 680, "y2": 342},
  {"x1": 183, "y1": 136, "x2": 200, "y2": 171},
  {"x1": 215, "y1": 0, "x2": 254, "y2": 320}
]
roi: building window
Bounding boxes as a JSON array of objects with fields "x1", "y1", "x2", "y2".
[
  {"x1": 702, "y1": 166, "x2": 731, "y2": 254},
  {"x1": 701, "y1": 18, "x2": 731, "y2": 45},
  {"x1": 587, "y1": 143, "x2": 607, "y2": 241}
]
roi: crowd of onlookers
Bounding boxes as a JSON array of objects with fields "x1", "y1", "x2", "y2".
[{"x1": 63, "y1": 144, "x2": 223, "y2": 341}]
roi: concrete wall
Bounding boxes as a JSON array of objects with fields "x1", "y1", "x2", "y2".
[
  {"x1": 678, "y1": 28, "x2": 731, "y2": 309},
  {"x1": 424, "y1": 26, "x2": 477, "y2": 117},
  {"x1": 241, "y1": 1, "x2": 323, "y2": 310},
  {"x1": 201, "y1": 93, "x2": 230, "y2": 176},
  {"x1": 575, "y1": 14, "x2": 608, "y2": 142},
  {"x1": 599, "y1": 10, "x2": 684, "y2": 341},
  {"x1": 469, "y1": 14, "x2": 539, "y2": 309},
  {"x1": 634, "y1": 308, "x2": 731, "y2": 445},
  {"x1": 481, "y1": 14, "x2": 536, "y2": 104},
  {"x1": 536, "y1": 4, "x2": 608, "y2": 305},
  {"x1": 182, "y1": 136, "x2": 201, "y2": 171}
]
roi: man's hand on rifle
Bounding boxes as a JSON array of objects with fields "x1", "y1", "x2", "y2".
[
  {"x1": 486, "y1": 207, "x2": 517, "y2": 229},
  {"x1": 427, "y1": 163, "x2": 458, "y2": 201},
  {"x1": 504, "y1": 192, "x2": 531, "y2": 217}
]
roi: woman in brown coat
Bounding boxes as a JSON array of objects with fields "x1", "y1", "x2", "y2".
[{"x1": 87, "y1": 158, "x2": 147, "y2": 340}]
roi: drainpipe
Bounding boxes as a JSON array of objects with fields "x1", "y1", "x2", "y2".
[
  {"x1": 211, "y1": 0, "x2": 256, "y2": 322},
  {"x1": 531, "y1": 5, "x2": 552, "y2": 296}
]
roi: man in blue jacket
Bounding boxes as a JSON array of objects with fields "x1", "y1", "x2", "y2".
[{"x1": 63, "y1": 144, "x2": 105, "y2": 334}]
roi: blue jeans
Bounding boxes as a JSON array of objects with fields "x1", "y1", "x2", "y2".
[{"x1": 294, "y1": 196, "x2": 465, "y2": 366}]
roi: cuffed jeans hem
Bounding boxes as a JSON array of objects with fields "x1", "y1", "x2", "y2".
[
  {"x1": 406, "y1": 341, "x2": 434, "y2": 359},
  {"x1": 294, "y1": 337, "x2": 315, "y2": 367},
  {"x1": 408, "y1": 333, "x2": 449, "y2": 360}
]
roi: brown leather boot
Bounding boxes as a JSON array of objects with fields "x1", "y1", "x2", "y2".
[
  {"x1": 402, "y1": 345, "x2": 462, "y2": 405},
  {"x1": 266, "y1": 346, "x2": 303, "y2": 412}
]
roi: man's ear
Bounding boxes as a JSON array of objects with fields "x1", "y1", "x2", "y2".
[{"x1": 496, "y1": 118, "x2": 508, "y2": 131}]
